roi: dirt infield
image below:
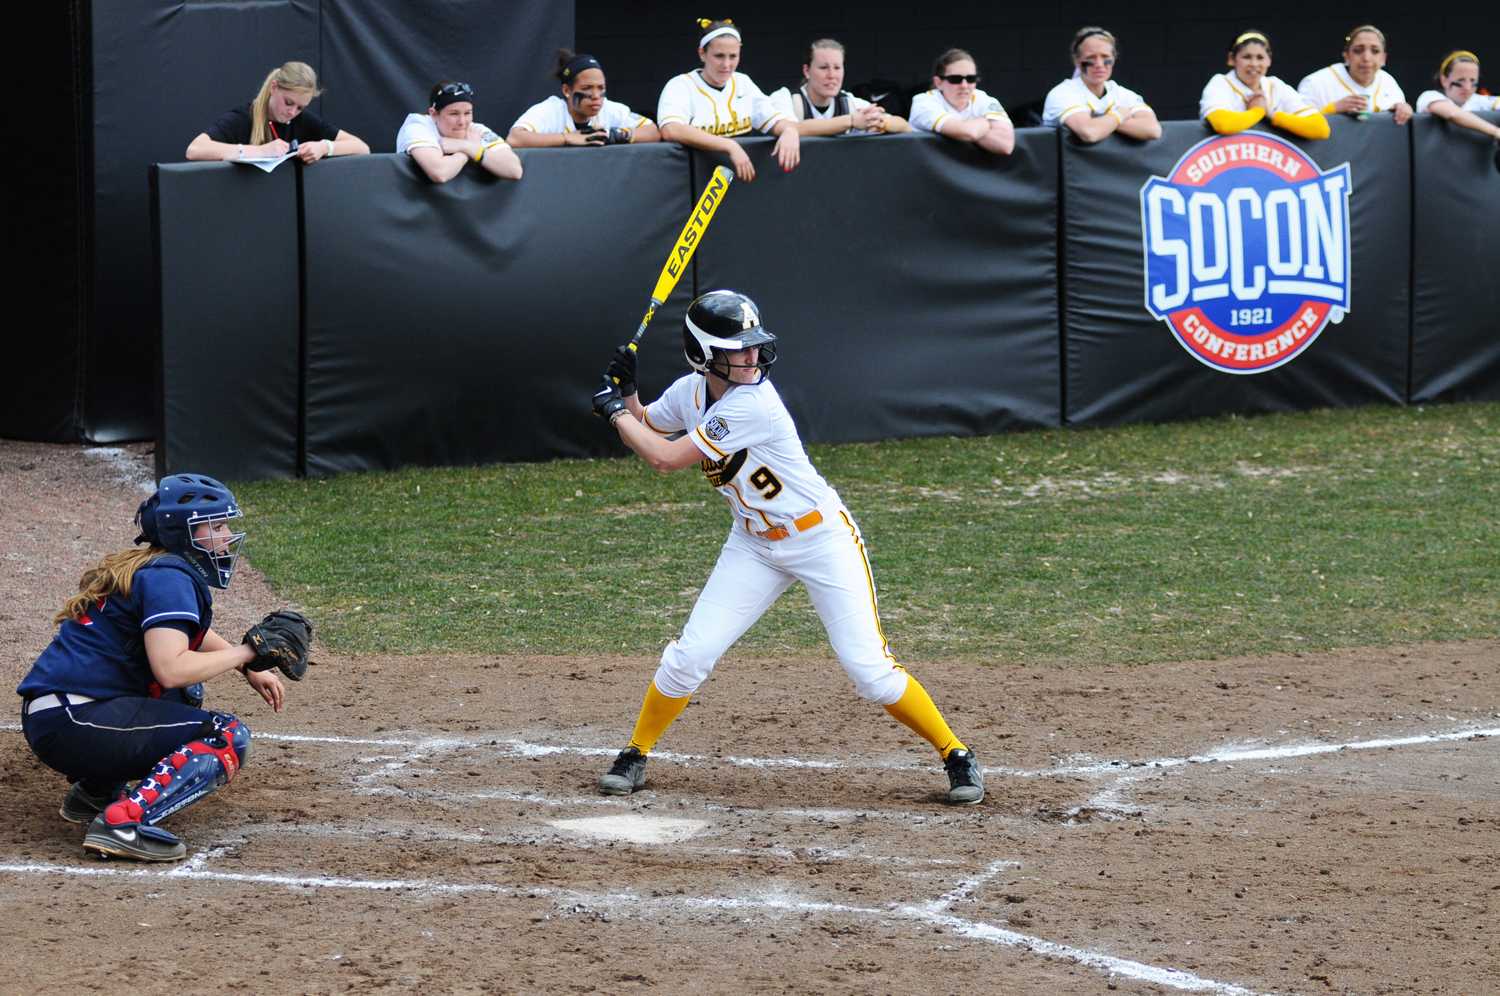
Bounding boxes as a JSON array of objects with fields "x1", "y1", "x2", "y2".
[{"x1": 2, "y1": 441, "x2": 1496, "y2": 994}]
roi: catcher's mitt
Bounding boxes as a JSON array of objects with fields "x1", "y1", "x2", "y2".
[{"x1": 243, "y1": 610, "x2": 314, "y2": 681}]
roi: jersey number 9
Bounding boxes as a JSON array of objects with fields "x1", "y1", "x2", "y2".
[{"x1": 749, "y1": 466, "x2": 783, "y2": 499}]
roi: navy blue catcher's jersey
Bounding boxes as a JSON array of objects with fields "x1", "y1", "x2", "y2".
[{"x1": 17, "y1": 555, "x2": 213, "y2": 701}]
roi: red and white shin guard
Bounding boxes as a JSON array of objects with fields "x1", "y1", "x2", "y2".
[{"x1": 103, "y1": 714, "x2": 251, "y2": 829}]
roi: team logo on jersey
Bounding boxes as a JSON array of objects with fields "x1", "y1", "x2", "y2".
[
  {"x1": 703, "y1": 416, "x2": 730, "y2": 441},
  {"x1": 701, "y1": 449, "x2": 746, "y2": 487},
  {"x1": 1140, "y1": 132, "x2": 1352, "y2": 374}
]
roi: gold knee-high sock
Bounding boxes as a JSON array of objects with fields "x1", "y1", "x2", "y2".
[
  {"x1": 626, "y1": 682, "x2": 691, "y2": 754},
  {"x1": 884, "y1": 674, "x2": 966, "y2": 758}
]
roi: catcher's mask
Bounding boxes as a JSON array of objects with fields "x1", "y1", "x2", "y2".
[
  {"x1": 135, "y1": 473, "x2": 246, "y2": 589},
  {"x1": 683, "y1": 289, "x2": 778, "y2": 383}
]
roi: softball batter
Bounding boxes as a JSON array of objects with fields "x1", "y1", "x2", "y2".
[
  {"x1": 1200, "y1": 31, "x2": 1330, "y2": 140},
  {"x1": 589, "y1": 290, "x2": 984, "y2": 805},
  {"x1": 656, "y1": 18, "x2": 800, "y2": 181},
  {"x1": 1296, "y1": 26, "x2": 1413, "y2": 125}
]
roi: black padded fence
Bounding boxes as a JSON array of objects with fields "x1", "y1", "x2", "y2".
[
  {"x1": 298, "y1": 144, "x2": 692, "y2": 476},
  {"x1": 1063, "y1": 117, "x2": 1412, "y2": 426},
  {"x1": 1410, "y1": 111, "x2": 1500, "y2": 404},
  {"x1": 692, "y1": 131, "x2": 1061, "y2": 444},
  {"x1": 151, "y1": 163, "x2": 301, "y2": 482},
  {"x1": 152, "y1": 124, "x2": 1498, "y2": 480}
]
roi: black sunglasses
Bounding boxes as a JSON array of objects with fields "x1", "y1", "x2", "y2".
[
  {"x1": 941, "y1": 73, "x2": 980, "y2": 84},
  {"x1": 435, "y1": 81, "x2": 475, "y2": 100}
]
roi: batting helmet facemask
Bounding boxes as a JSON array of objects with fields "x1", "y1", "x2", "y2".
[{"x1": 683, "y1": 290, "x2": 778, "y2": 382}]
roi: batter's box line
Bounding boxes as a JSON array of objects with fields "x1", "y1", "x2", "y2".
[
  {"x1": 353, "y1": 782, "x2": 1006, "y2": 829},
  {"x1": 209, "y1": 818, "x2": 969, "y2": 868},
  {"x1": 0, "y1": 861, "x2": 1267, "y2": 995},
  {"x1": 259, "y1": 722, "x2": 1500, "y2": 779},
  {"x1": 2, "y1": 722, "x2": 1493, "y2": 779}
]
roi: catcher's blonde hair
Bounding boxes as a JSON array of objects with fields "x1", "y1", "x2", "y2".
[
  {"x1": 250, "y1": 61, "x2": 323, "y2": 145},
  {"x1": 56, "y1": 547, "x2": 167, "y2": 624}
]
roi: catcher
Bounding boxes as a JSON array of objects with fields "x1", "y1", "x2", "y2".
[{"x1": 15, "y1": 473, "x2": 314, "y2": 862}]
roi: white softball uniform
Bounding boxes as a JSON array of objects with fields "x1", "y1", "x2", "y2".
[
  {"x1": 395, "y1": 113, "x2": 500, "y2": 155},
  {"x1": 1042, "y1": 75, "x2": 1149, "y2": 127},
  {"x1": 510, "y1": 95, "x2": 651, "y2": 135},
  {"x1": 657, "y1": 70, "x2": 786, "y2": 137},
  {"x1": 1297, "y1": 65, "x2": 1406, "y2": 113},
  {"x1": 642, "y1": 373, "x2": 908, "y2": 705},
  {"x1": 1200, "y1": 72, "x2": 1318, "y2": 120},
  {"x1": 909, "y1": 88, "x2": 1009, "y2": 133},
  {"x1": 767, "y1": 84, "x2": 877, "y2": 133},
  {"x1": 1415, "y1": 89, "x2": 1500, "y2": 113}
]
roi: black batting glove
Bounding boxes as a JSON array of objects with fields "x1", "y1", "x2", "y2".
[
  {"x1": 606, "y1": 344, "x2": 638, "y2": 397},
  {"x1": 591, "y1": 375, "x2": 627, "y2": 421}
]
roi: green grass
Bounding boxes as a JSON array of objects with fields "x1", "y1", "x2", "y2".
[{"x1": 234, "y1": 403, "x2": 1500, "y2": 664}]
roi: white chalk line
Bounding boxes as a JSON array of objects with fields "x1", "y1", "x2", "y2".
[
  {"x1": 3, "y1": 722, "x2": 1493, "y2": 780},
  {"x1": 1048, "y1": 725, "x2": 1500, "y2": 776},
  {"x1": 0, "y1": 859, "x2": 1261, "y2": 994},
  {"x1": 220, "y1": 818, "x2": 963, "y2": 868},
  {"x1": 353, "y1": 782, "x2": 1001, "y2": 831},
  {"x1": 275, "y1": 723, "x2": 1500, "y2": 786}
]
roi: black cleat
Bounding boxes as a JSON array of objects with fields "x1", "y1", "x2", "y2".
[
  {"x1": 59, "y1": 782, "x2": 117, "y2": 824},
  {"x1": 944, "y1": 748, "x2": 985, "y2": 805},
  {"x1": 82, "y1": 815, "x2": 187, "y2": 862},
  {"x1": 599, "y1": 747, "x2": 648, "y2": 795}
]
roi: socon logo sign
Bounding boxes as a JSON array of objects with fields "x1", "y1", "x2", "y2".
[{"x1": 1140, "y1": 132, "x2": 1352, "y2": 374}]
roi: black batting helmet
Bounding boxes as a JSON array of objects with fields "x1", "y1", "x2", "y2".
[{"x1": 682, "y1": 290, "x2": 778, "y2": 381}]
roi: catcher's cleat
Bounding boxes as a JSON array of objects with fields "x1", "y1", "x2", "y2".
[
  {"x1": 59, "y1": 781, "x2": 118, "y2": 824},
  {"x1": 943, "y1": 748, "x2": 985, "y2": 805},
  {"x1": 82, "y1": 815, "x2": 186, "y2": 862},
  {"x1": 599, "y1": 747, "x2": 648, "y2": 795}
]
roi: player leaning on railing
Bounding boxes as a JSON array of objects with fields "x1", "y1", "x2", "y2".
[{"x1": 1201, "y1": 30, "x2": 1330, "y2": 141}]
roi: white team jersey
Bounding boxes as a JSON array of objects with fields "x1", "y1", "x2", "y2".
[
  {"x1": 1297, "y1": 64, "x2": 1406, "y2": 113},
  {"x1": 644, "y1": 374, "x2": 832, "y2": 529},
  {"x1": 909, "y1": 88, "x2": 1008, "y2": 133},
  {"x1": 657, "y1": 70, "x2": 786, "y2": 137},
  {"x1": 509, "y1": 94, "x2": 650, "y2": 135},
  {"x1": 395, "y1": 113, "x2": 500, "y2": 155},
  {"x1": 1042, "y1": 75, "x2": 1149, "y2": 127},
  {"x1": 767, "y1": 84, "x2": 876, "y2": 133},
  {"x1": 1200, "y1": 72, "x2": 1318, "y2": 120},
  {"x1": 1415, "y1": 89, "x2": 1500, "y2": 114}
]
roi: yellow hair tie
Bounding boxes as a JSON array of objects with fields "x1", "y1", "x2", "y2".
[
  {"x1": 1234, "y1": 31, "x2": 1268, "y2": 47},
  {"x1": 697, "y1": 17, "x2": 712, "y2": 28},
  {"x1": 1440, "y1": 50, "x2": 1480, "y2": 76}
]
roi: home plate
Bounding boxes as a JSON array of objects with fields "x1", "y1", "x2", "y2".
[{"x1": 549, "y1": 815, "x2": 708, "y2": 844}]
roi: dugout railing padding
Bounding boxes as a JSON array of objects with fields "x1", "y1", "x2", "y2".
[{"x1": 151, "y1": 113, "x2": 1499, "y2": 481}]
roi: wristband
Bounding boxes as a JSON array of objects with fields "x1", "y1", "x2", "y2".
[
  {"x1": 609, "y1": 408, "x2": 629, "y2": 425},
  {"x1": 473, "y1": 144, "x2": 485, "y2": 162},
  {"x1": 324, "y1": 139, "x2": 335, "y2": 157}
]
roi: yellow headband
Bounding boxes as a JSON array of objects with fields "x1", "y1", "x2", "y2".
[
  {"x1": 1440, "y1": 50, "x2": 1479, "y2": 76},
  {"x1": 1234, "y1": 31, "x2": 1268, "y2": 48}
]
